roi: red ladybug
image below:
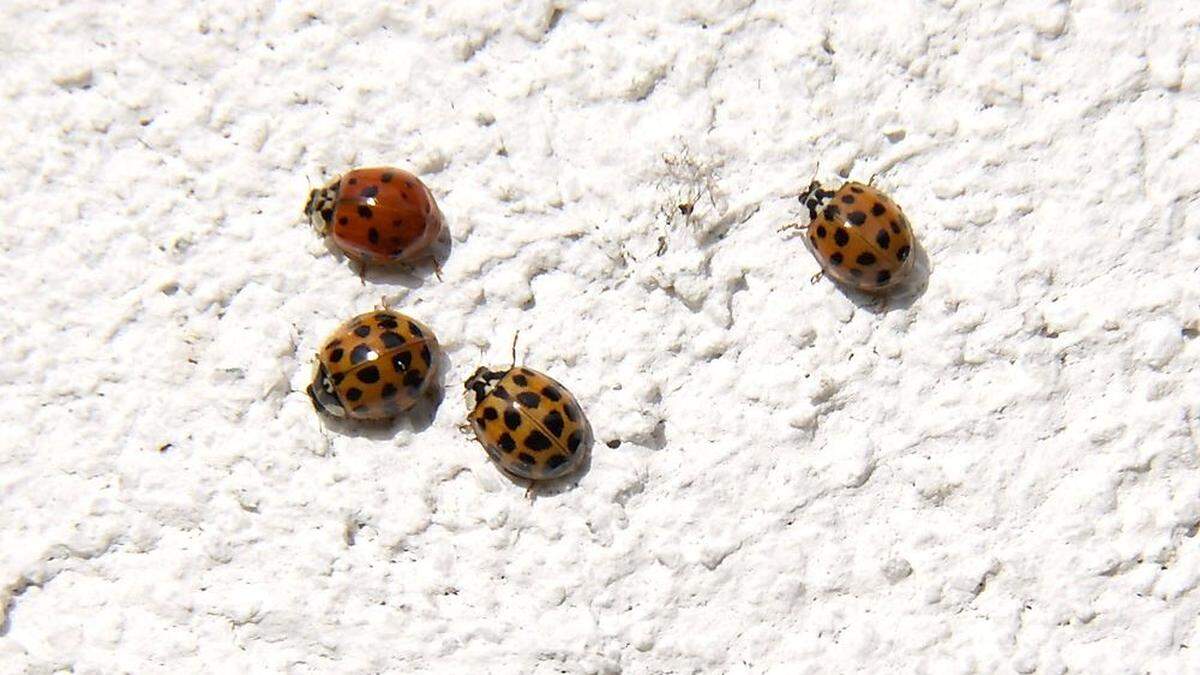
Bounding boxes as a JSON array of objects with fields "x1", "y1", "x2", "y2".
[{"x1": 305, "y1": 167, "x2": 444, "y2": 272}]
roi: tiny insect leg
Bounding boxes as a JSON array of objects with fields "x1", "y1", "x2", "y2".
[{"x1": 810, "y1": 271, "x2": 825, "y2": 285}]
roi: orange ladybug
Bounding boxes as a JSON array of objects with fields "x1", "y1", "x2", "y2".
[
  {"x1": 307, "y1": 309, "x2": 440, "y2": 420},
  {"x1": 464, "y1": 361, "x2": 591, "y2": 483},
  {"x1": 305, "y1": 167, "x2": 444, "y2": 270},
  {"x1": 788, "y1": 179, "x2": 916, "y2": 293}
]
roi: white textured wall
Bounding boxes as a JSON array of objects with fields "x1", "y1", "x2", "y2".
[{"x1": 2, "y1": 1, "x2": 1199, "y2": 672}]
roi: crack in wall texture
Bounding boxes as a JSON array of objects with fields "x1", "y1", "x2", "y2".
[{"x1": 2, "y1": 0, "x2": 1199, "y2": 673}]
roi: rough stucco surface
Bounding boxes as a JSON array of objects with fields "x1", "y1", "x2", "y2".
[{"x1": 2, "y1": 0, "x2": 1199, "y2": 672}]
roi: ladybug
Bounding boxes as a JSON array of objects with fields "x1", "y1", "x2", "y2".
[
  {"x1": 464, "y1": 354, "x2": 591, "y2": 482},
  {"x1": 307, "y1": 309, "x2": 440, "y2": 420},
  {"x1": 304, "y1": 167, "x2": 445, "y2": 271},
  {"x1": 788, "y1": 179, "x2": 916, "y2": 292}
]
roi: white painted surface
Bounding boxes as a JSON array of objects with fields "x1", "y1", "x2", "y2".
[{"x1": 2, "y1": 1, "x2": 1199, "y2": 672}]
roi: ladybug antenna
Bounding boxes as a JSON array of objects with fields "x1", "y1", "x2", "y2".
[
  {"x1": 510, "y1": 331, "x2": 520, "y2": 368},
  {"x1": 798, "y1": 161, "x2": 821, "y2": 202}
]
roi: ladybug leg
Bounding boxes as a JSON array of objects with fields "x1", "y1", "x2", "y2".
[
  {"x1": 778, "y1": 220, "x2": 809, "y2": 234},
  {"x1": 874, "y1": 295, "x2": 890, "y2": 311},
  {"x1": 810, "y1": 270, "x2": 825, "y2": 285},
  {"x1": 356, "y1": 260, "x2": 368, "y2": 284},
  {"x1": 868, "y1": 172, "x2": 879, "y2": 187},
  {"x1": 524, "y1": 480, "x2": 537, "y2": 500},
  {"x1": 432, "y1": 258, "x2": 444, "y2": 282}
]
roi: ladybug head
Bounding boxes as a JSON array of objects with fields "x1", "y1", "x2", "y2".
[
  {"x1": 307, "y1": 364, "x2": 346, "y2": 417},
  {"x1": 304, "y1": 178, "x2": 340, "y2": 235},
  {"x1": 797, "y1": 180, "x2": 834, "y2": 221},
  {"x1": 464, "y1": 366, "x2": 505, "y2": 409}
]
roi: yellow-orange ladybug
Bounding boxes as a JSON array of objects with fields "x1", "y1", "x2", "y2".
[
  {"x1": 308, "y1": 309, "x2": 439, "y2": 420},
  {"x1": 464, "y1": 363, "x2": 591, "y2": 481},
  {"x1": 304, "y1": 167, "x2": 444, "y2": 268},
  {"x1": 793, "y1": 180, "x2": 915, "y2": 292}
]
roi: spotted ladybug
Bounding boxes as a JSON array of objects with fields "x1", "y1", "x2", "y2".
[
  {"x1": 789, "y1": 179, "x2": 916, "y2": 292},
  {"x1": 308, "y1": 309, "x2": 439, "y2": 420},
  {"x1": 464, "y1": 360, "x2": 591, "y2": 482},
  {"x1": 305, "y1": 167, "x2": 444, "y2": 270}
]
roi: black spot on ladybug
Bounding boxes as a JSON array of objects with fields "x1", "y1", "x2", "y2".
[
  {"x1": 512, "y1": 374, "x2": 528, "y2": 386},
  {"x1": 403, "y1": 369, "x2": 424, "y2": 388},
  {"x1": 354, "y1": 325, "x2": 370, "y2": 337},
  {"x1": 408, "y1": 321, "x2": 424, "y2": 338},
  {"x1": 368, "y1": 228, "x2": 380, "y2": 244},
  {"x1": 856, "y1": 252, "x2": 877, "y2": 266},
  {"x1": 834, "y1": 228, "x2": 850, "y2": 246},
  {"x1": 357, "y1": 205, "x2": 373, "y2": 219},
  {"x1": 822, "y1": 205, "x2": 839, "y2": 221},
  {"x1": 504, "y1": 410, "x2": 522, "y2": 431},
  {"x1": 847, "y1": 211, "x2": 867, "y2": 226},
  {"x1": 345, "y1": 387, "x2": 363, "y2": 401},
  {"x1": 891, "y1": 220, "x2": 901, "y2": 234},
  {"x1": 567, "y1": 430, "x2": 583, "y2": 454},
  {"x1": 830, "y1": 252, "x2": 844, "y2": 266},
  {"x1": 328, "y1": 348, "x2": 344, "y2": 362},
  {"x1": 332, "y1": 372, "x2": 345, "y2": 385},
  {"x1": 563, "y1": 402, "x2": 579, "y2": 422},
  {"x1": 499, "y1": 433, "x2": 516, "y2": 452},
  {"x1": 380, "y1": 332, "x2": 404, "y2": 349},
  {"x1": 420, "y1": 344, "x2": 431, "y2": 366},
  {"x1": 541, "y1": 386, "x2": 561, "y2": 402},
  {"x1": 524, "y1": 431, "x2": 552, "y2": 451},
  {"x1": 377, "y1": 318, "x2": 399, "y2": 329},
  {"x1": 850, "y1": 268, "x2": 864, "y2": 278},
  {"x1": 876, "y1": 270, "x2": 892, "y2": 285},
  {"x1": 393, "y1": 351, "x2": 412, "y2": 371},
  {"x1": 897, "y1": 245, "x2": 911, "y2": 262},
  {"x1": 356, "y1": 366, "x2": 381, "y2": 383},
  {"x1": 876, "y1": 229, "x2": 891, "y2": 250},
  {"x1": 381, "y1": 383, "x2": 398, "y2": 398},
  {"x1": 350, "y1": 345, "x2": 373, "y2": 365},
  {"x1": 871, "y1": 202, "x2": 886, "y2": 216},
  {"x1": 381, "y1": 171, "x2": 394, "y2": 182},
  {"x1": 547, "y1": 454, "x2": 569, "y2": 470},
  {"x1": 338, "y1": 216, "x2": 349, "y2": 226},
  {"x1": 516, "y1": 392, "x2": 541, "y2": 408},
  {"x1": 816, "y1": 225, "x2": 827, "y2": 238},
  {"x1": 348, "y1": 177, "x2": 358, "y2": 185},
  {"x1": 850, "y1": 185, "x2": 863, "y2": 193},
  {"x1": 493, "y1": 386, "x2": 511, "y2": 400},
  {"x1": 544, "y1": 410, "x2": 565, "y2": 437},
  {"x1": 483, "y1": 407, "x2": 499, "y2": 421},
  {"x1": 517, "y1": 452, "x2": 536, "y2": 465},
  {"x1": 841, "y1": 194, "x2": 855, "y2": 204},
  {"x1": 361, "y1": 185, "x2": 379, "y2": 199}
]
